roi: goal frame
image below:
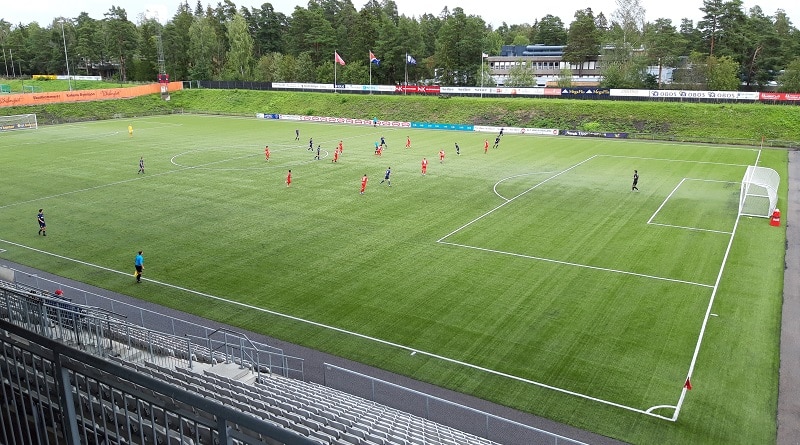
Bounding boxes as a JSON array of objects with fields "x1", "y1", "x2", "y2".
[
  {"x1": 0, "y1": 114, "x2": 38, "y2": 132},
  {"x1": 739, "y1": 165, "x2": 779, "y2": 218}
]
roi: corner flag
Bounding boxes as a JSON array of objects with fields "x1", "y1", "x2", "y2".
[
  {"x1": 684, "y1": 378, "x2": 692, "y2": 390},
  {"x1": 370, "y1": 51, "x2": 380, "y2": 66},
  {"x1": 335, "y1": 51, "x2": 346, "y2": 66}
]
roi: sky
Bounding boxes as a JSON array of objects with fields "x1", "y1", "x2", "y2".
[{"x1": 2, "y1": 0, "x2": 797, "y2": 31}]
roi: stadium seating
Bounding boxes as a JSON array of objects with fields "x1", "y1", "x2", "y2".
[{"x1": 99, "y1": 357, "x2": 500, "y2": 445}]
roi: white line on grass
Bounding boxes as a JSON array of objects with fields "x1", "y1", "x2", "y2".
[
  {"x1": 438, "y1": 241, "x2": 713, "y2": 288},
  {"x1": 492, "y1": 171, "x2": 558, "y2": 202},
  {"x1": 672, "y1": 211, "x2": 742, "y2": 421},
  {"x1": 170, "y1": 148, "x2": 330, "y2": 170},
  {"x1": 0, "y1": 168, "x2": 191, "y2": 211},
  {"x1": 647, "y1": 222, "x2": 732, "y2": 235},
  {"x1": 0, "y1": 148, "x2": 294, "y2": 211},
  {"x1": 647, "y1": 178, "x2": 738, "y2": 233},
  {"x1": 438, "y1": 156, "x2": 598, "y2": 242},
  {"x1": 648, "y1": 178, "x2": 687, "y2": 225},
  {"x1": 599, "y1": 154, "x2": 752, "y2": 168},
  {"x1": 0, "y1": 237, "x2": 674, "y2": 420}
]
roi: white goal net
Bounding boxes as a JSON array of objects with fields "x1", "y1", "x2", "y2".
[
  {"x1": 0, "y1": 114, "x2": 38, "y2": 132},
  {"x1": 740, "y1": 165, "x2": 779, "y2": 218}
]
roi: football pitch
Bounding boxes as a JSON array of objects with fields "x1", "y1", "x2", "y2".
[{"x1": 0, "y1": 114, "x2": 786, "y2": 443}]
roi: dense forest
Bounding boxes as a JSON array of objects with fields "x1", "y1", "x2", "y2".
[{"x1": 1, "y1": 0, "x2": 799, "y2": 91}]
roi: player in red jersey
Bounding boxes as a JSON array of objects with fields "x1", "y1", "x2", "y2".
[
  {"x1": 375, "y1": 145, "x2": 383, "y2": 156},
  {"x1": 421, "y1": 157, "x2": 428, "y2": 175},
  {"x1": 338, "y1": 140, "x2": 343, "y2": 153},
  {"x1": 439, "y1": 150, "x2": 445, "y2": 163},
  {"x1": 286, "y1": 170, "x2": 292, "y2": 187},
  {"x1": 484, "y1": 139, "x2": 489, "y2": 154},
  {"x1": 360, "y1": 174, "x2": 368, "y2": 194},
  {"x1": 264, "y1": 146, "x2": 270, "y2": 161},
  {"x1": 332, "y1": 149, "x2": 339, "y2": 163},
  {"x1": 405, "y1": 136, "x2": 411, "y2": 149}
]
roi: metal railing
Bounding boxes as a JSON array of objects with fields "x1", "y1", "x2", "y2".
[
  {"x1": 0, "y1": 320, "x2": 318, "y2": 445},
  {"x1": 4, "y1": 267, "x2": 304, "y2": 380},
  {"x1": 323, "y1": 363, "x2": 588, "y2": 445}
]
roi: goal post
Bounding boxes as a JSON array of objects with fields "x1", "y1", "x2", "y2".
[
  {"x1": 0, "y1": 114, "x2": 38, "y2": 132},
  {"x1": 740, "y1": 165, "x2": 779, "y2": 218}
]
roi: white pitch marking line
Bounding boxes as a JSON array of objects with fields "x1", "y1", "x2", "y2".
[
  {"x1": 648, "y1": 178, "x2": 687, "y2": 225},
  {"x1": 645, "y1": 404, "x2": 677, "y2": 415},
  {"x1": 647, "y1": 222, "x2": 732, "y2": 235},
  {"x1": 598, "y1": 154, "x2": 753, "y2": 168},
  {"x1": 439, "y1": 156, "x2": 598, "y2": 243},
  {"x1": 0, "y1": 237, "x2": 673, "y2": 420},
  {"x1": 672, "y1": 211, "x2": 742, "y2": 420},
  {"x1": 0, "y1": 148, "x2": 288, "y2": 211},
  {"x1": 437, "y1": 241, "x2": 713, "y2": 288},
  {"x1": 492, "y1": 171, "x2": 557, "y2": 202}
]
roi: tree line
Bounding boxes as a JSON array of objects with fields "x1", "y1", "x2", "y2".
[{"x1": 1, "y1": 0, "x2": 799, "y2": 91}]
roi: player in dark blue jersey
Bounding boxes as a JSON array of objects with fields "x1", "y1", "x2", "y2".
[
  {"x1": 454, "y1": 142, "x2": 460, "y2": 155},
  {"x1": 37, "y1": 209, "x2": 46, "y2": 236},
  {"x1": 138, "y1": 157, "x2": 145, "y2": 174},
  {"x1": 632, "y1": 170, "x2": 639, "y2": 191},
  {"x1": 380, "y1": 167, "x2": 391, "y2": 186},
  {"x1": 308, "y1": 138, "x2": 313, "y2": 151},
  {"x1": 380, "y1": 136, "x2": 386, "y2": 148}
]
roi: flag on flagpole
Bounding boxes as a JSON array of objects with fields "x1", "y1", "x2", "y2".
[
  {"x1": 335, "y1": 51, "x2": 346, "y2": 66},
  {"x1": 482, "y1": 52, "x2": 489, "y2": 58},
  {"x1": 406, "y1": 54, "x2": 417, "y2": 65},
  {"x1": 370, "y1": 51, "x2": 380, "y2": 66},
  {"x1": 684, "y1": 378, "x2": 692, "y2": 390}
]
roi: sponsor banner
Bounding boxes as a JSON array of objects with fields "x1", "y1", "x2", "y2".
[
  {"x1": 411, "y1": 122, "x2": 474, "y2": 131},
  {"x1": 560, "y1": 87, "x2": 610, "y2": 96},
  {"x1": 473, "y1": 125, "x2": 559, "y2": 135},
  {"x1": 56, "y1": 75, "x2": 102, "y2": 81},
  {"x1": 648, "y1": 90, "x2": 759, "y2": 100},
  {"x1": 293, "y1": 115, "x2": 411, "y2": 127},
  {"x1": 562, "y1": 130, "x2": 628, "y2": 138},
  {"x1": 439, "y1": 86, "x2": 547, "y2": 96},
  {"x1": 32, "y1": 75, "x2": 57, "y2": 80},
  {"x1": 543, "y1": 88, "x2": 562, "y2": 96},
  {"x1": 279, "y1": 114, "x2": 303, "y2": 121},
  {"x1": 760, "y1": 92, "x2": 800, "y2": 101},
  {"x1": 0, "y1": 122, "x2": 36, "y2": 132},
  {"x1": 272, "y1": 82, "x2": 332, "y2": 90},
  {"x1": 358, "y1": 85, "x2": 396, "y2": 92},
  {"x1": 256, "y1": 113, "x2": 279, "y2": 119},
  {"x1": 0, "y1": 82, "x2": 183, "y2": 108},
  {"x1": 610, "y1": 89, "x2": 649, "y2": 97},
  {"x1": 394, "y1": 85, "x2": 441, "y2": 94}
]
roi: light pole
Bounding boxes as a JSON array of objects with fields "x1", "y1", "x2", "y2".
[{"x1": 59, "y1": 20, "x2": 72, "y2": 91}]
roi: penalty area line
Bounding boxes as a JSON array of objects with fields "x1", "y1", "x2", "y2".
[
  {"x1": 439, "y1": 156, "x2": 597, "y2": 242},
  {"x1": 0, "y1": 237, "x2": 671, "y2": 420},
  {"x1": 437, "y1": 241, "x2": 713, "y2": 288}
]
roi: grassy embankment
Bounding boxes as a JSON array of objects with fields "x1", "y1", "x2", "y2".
[{"x1": 1, "y1": 81, "x2": 799, "y2": 144}]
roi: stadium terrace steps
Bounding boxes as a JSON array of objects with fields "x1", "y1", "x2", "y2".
[{"x1": 116, "y1": 357, "x2": 500, "y2": 445}]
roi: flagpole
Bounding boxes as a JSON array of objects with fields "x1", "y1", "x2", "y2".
[
  {"x1": 369, "y1": 51, "x2": 372, "y2": 93},
  {"x1": 404, "y1": 53, "x2": 408, "y2": 96},
  {"x1": 480, "y1": 51, "x2": 484, "y2": 98},
  {"x1": 334, "y1": 51, "x2": 337, "y2": 92}
]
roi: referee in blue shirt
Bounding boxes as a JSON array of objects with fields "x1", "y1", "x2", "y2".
[{"x1": 134, "y1": 251, "x2": 144, "y2": 283}]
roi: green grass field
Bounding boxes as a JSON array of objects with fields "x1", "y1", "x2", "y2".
[{"x1": 0, "y1": 114, "x2": 787, "y2": 444}]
